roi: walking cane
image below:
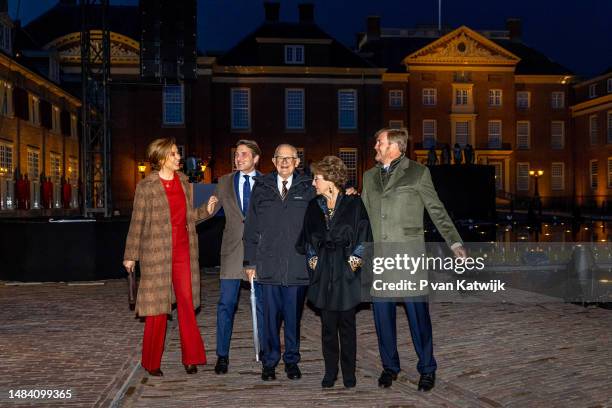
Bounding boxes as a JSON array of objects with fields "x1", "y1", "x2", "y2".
[{"x1": 250, "y1": 275, "x2": 260, "y2": 362}]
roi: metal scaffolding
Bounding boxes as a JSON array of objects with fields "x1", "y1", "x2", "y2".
[{"x1": 80, "y1": 0, "x2": 112, "y2": 217}]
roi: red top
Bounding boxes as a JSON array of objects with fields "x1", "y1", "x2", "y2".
[{"x1": 161, "y1": 173, "x2": 188, "y2": 251}]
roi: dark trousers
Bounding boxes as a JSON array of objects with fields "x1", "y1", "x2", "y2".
[
  {"x1": 216, "y1": 279, "x2": 264, "y2": 358},
  {"x1": 320, "y1": 308, "x2": 356, "y2": 381},
  {"x1": 261, "y1": 284, "x2": 307, "y2": 368},
  {"x1": 372, "y1": 298, "x2": 437, "y2": 375}
]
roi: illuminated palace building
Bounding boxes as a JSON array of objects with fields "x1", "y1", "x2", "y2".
[{"x1": 0, "y1": 1, "x2": 609, "y2": 215}]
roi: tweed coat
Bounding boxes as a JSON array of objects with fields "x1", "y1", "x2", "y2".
[
  {"x1": 124, "y1": 171, "x2": 205, "y2": 316},
  {"x1": 198, "y1": 171, "x2": 258, "y2": 280}
]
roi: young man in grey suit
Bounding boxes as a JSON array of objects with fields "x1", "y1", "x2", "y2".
[
  {"x1": 201, "y1": 140, "x2": 264, "y2": 374},
  {"x1": 361, "y1": 128, "x2": 466, "y2": 392}
]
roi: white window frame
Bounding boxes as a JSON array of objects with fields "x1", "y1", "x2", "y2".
[
  {"x1": 422, "y1": 88, "x2": 436, "y2": 106},
  {"x1": 0, "y1": 81, "x2": 13, "y2": 116},
  {"x1": 516, "y1": 91, "x2": 530, "y2": 109},
  {"x1": 338, "y1": 89, "x2": 357, "y2": 130},
  {"x1": 0, "y1": 141, "x2": 13, "y2": 177},
  {"x1": 589, "y1": 84, "x2": 597, "y2": 98},
  {"x1": 488, "y1": 89, "x2": 502, "y2": 107},
  {"x1": 231, "y1": 88, "x2": 251, "y2": 130},
  {"x1": 27, "y1": 148, "x2": 40, "y2": 180},
  {"x1": 389, "y1": 89, "x2": 404, "y2": 108},
  {"x1": 422, "y1": 119, "x2": 436, "y2": 148},
  {"x1": 551, "y1": 91, "x2": 565, "y2": 109},
  {"x1": 338, "y1": 148, "x2": 358, "y2": 188},
  {"x1": 455, "y1": 120, "x2": 470, "y2": 147},
  {"x1": 50, "y1": 152, "x2": 62, "y2": 184},
  {"x1": 551, "y1": 121, "x2": 565, "y2": 149},
  {"x1": 28, "y1": 94, "x2": 40, "y2": 126},
  {"x1": 517, "y1": 162, "x2": 530, "y2": 191},
  {"x1": 590, "y1": 159, "x2": 598, "y2": 190},
  {"x1": 68, "y1": 156, "x2": 78, "y2": 185},
  {"x1": 389, "y1": 120, "x2": 404, "y2": 129},
  {"x1": 285, "y1": 88, "x2": 304, "y2": 130},
  {"x1": 487, "y1": 120, "x2": 502, "y2": 148},
  {"x1": 455, "y1": 88, "x2": 469, "y2": 105},
  {"x1": 162, "y1": 84, "x2": 184, "y2": 125},
  {"x1": 589, "y1": 114, "x2": 599, "y2": 145},
  {"x1": 284, "y1": 45, "x2": 304, "y2": 65},
  {"x1": 551, "y1": 162, "x2": 565, "y2": 191},
  {"x1": 517, "y1": 121, "x2": 530, "y2": 150}
]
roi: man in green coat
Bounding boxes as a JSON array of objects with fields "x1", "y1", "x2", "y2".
[{"x1": 361, "y1": 128, "x2": 466, "y2": 392}]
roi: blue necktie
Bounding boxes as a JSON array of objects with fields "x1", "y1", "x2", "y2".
[{"x1": 242, "y1": 174, "x2": 251, "y2": 216}]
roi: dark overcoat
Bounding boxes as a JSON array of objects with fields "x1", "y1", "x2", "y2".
[{"x1": 297, "y1": 194, "x2": 372, "y2": 311}]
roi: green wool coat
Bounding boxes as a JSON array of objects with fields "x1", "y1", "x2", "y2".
[
  {"x1": 124, "y1": 171, "x2": 206, "y2": 316},
  {"x1": 361, "y1": 157, "x2": 462, "y2": 296}
]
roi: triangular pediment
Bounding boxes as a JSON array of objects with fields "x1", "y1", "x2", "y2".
[{"x1": 404, "y1": 26, "x2": 520, "y2": 66}]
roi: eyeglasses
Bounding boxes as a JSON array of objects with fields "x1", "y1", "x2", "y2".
[{"x1": 274, "y1": 156, "x2": 297, "y2": 163}]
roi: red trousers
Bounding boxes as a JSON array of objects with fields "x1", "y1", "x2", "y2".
[{"x1": 141, "y1": 260, "x2": 207, "y2": 370}]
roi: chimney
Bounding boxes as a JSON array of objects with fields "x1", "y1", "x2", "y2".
[
  {"x1": 367, "y1": 16, "x2": 380, "y2": 41},
  {"x1": 264, "y1": 2, "x2": 280, "y2": 23},
  {"x1": 506, "y1": 18, "x2": 522, "y2": 42},
  {"x1": 298, "y1": 3, "x2": 314, "y2": 24}
]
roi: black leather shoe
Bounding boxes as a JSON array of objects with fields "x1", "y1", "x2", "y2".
[
  {"x1": 184, "y1": 364, "x2": 197, "y2": 374},
  {"x1": 321, "y1": 373, "x2": 337, "y2": 388},
  {"x1": 343, "y1": 377, "x2": 356, "y2": 388},
  {"x1": 377, "y1": 369, "x2": 398, "y2": 388},
  {"x1": 261, "y1": 366, "x2": 276, "y2": 381},
  {"x1": 147, "y1": 368, "x2": 163, "y2": 377},
  {"x1": 214, "y1": 356, "x2": 228, "y2": 374},
  {"x1": 417, "y1": 372, "x2": 435, "y2": 392},
  {"x1": 285, "y1": 363, "x2": 302, "y2": 380}
]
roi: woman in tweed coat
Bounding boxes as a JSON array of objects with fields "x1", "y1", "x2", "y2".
[{"x1": 123, "y1": 138, "x2": 211, "y2": 376}]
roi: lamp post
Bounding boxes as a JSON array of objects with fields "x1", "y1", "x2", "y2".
[
  {"x1": 529, "y1": 169, "x2": 543, "y2": 217},
  {"x1": 138, "y1": 162, "x2": 146, "y2": 179}
]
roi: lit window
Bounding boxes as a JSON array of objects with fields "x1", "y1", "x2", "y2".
[
  {"x1": 28, "y1": 94, "x2": 40, "y2": 125},
  {"x1": 163, "y1": 84, "x2": 184, "y2": 125},
  {"x1": 50, "y1": 152, "x2": 62, "y2": 184},
  {"x1": 27, "y1": 149, "x2": 40, "y2": 180},
  {"x1": 0, "y1": 141, "x2": 13, "y2": 176},
  {"x1": 455, "y1": 89, "x2": 469, "y2": 105},
  {"x1": 51, "y1": 106, "x2": 61, "y2": 133}
]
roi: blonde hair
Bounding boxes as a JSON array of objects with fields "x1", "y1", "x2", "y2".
[{"x1": 146, "y1": 137, "x2": 176, "y2": 171}]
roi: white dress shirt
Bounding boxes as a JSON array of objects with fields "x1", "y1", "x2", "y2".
[
  {"x1": 277, "y1": 174, "x2": 293, "y2": 195},
  {"x1": 238, "y1": 170, "x2": 257, "y2": 211}
]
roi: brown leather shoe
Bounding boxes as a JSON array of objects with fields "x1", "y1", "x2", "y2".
[
  {"x1": 147, "y1": 368, "x2": 163, "y2": 376},
  {"x1": 184, "y1": 364, "x2": 198, "y2": 374}
]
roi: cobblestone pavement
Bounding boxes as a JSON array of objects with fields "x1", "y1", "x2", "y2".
[{"x1": 1, "y1": 275, "x2": 611, "y2": 408}]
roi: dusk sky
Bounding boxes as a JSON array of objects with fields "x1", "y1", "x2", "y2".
[{"x1": 10, "y1": 0, "x2": 612, "y2": 77}]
